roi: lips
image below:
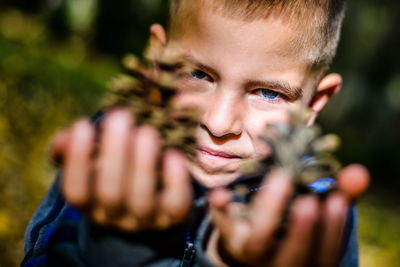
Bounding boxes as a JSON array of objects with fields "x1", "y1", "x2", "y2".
[
  {"x1": 197, "y1": 145, "x2": 243, "y2": 159},
  {"x1": 192, "y1": 145, "x2": 249, "y2": 175}
]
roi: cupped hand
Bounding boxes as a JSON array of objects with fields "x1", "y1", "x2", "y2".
[
  {"x1": 49, "y1": 109, "x2": 193, "y2": 231},
  {"x1": 207, "y1": 166, "x2": 369, "y2": 267}
]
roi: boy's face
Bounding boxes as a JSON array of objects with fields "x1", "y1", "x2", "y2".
[{"x1": 151, "y1": 9, "x2": 341, "y2": 187}]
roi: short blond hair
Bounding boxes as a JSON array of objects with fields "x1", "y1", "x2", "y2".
[{"x1": 168, "y1": 0, "x2": 346, "y2": 74}]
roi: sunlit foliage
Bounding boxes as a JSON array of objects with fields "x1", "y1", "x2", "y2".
[{"x1": 0, "y1": 9, "x2": 117, "y2": 266}]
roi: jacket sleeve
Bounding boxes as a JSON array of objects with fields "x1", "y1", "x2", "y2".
[
  {"x1": 46, "y1": 218, "x2": 187, "y2": 267},
  {"x1": 22, "y1": 179, "x2": 191, "y2": 267},
  {"x1": 22, "y1": 177, "x2": 69, "y2": 267},
  {"x1": 339, "y1": 207, "x2": 359, "y2": 267}
]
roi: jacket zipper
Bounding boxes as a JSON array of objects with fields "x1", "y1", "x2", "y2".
[{"x1": 180, "y1": 242, "x2": 196, "y2": 267}]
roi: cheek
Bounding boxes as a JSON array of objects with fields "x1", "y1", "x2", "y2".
[
  {"x1": 245, "y1": 108, "x2": 290, "y2": 135},
  {"x1": 244, "y1": 109, "x2": 291, "y2": 158},
  {"x1": 172, "y1": 91, "x2": 208, "y2": 111},
  {"x1": 172, "y1": 78, "x2": 214, "y2": 110},
  {"x1": 252, "y1": 137, "x2": 271, "y2": 159}
]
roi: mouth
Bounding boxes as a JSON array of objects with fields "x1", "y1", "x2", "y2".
[
  {"x1": 190, "y1": 145, "x2": 251, "y2": 178},
  {"x1": 197, "y1": 145, "x2": 244, "y2": 159}
]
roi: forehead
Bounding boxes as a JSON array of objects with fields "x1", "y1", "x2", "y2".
[
  {"x1": 203, "y1": 11, "x2": 305, "y2": 57},
  {"x1": 171, "y1": 2, "x2": 318, "y2": 59}
]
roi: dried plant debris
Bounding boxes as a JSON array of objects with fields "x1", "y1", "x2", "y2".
[
  {"x1": 261, "y1": 110, "x2": 341, "y2": 194},
  {"x1": 232, "y1": 110, "x2": 342, "y2": 203},
  {"x1": 104, "y1": 54, "x2": 199, "y2": 155}
]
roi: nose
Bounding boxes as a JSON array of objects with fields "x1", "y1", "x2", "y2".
[{"x1": 201, "y1": 89, "x2": 243, "y2": 138}]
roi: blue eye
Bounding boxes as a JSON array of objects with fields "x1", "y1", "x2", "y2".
[
  {"x1": 191, "y1": 70, "x2": 209, "y2": 80},
  {"x1": 260, "y1": 89, "x2": 280, "y2": 100}
]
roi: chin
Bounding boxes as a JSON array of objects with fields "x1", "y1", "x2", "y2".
[{"x1": 187, "y1": 160, "x2": 243, "y2": 188}]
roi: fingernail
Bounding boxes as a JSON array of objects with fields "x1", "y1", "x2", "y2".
[
  {"x1": 109, "y1": 109, "x2": 130, "y2": 123},
  {"x1": 105, "y1": 110, "x2": 132, "y2": 135},
  {"x1": 73, "y1": 120, "x2": 91, "y2": 140},
  {"x1": 165, "y1": 148, "x2": 184, "y2": 159},
  {"x1": 292, "y1": 195, "x2": 318, "y2": 218},
  {"x1": 329, "y1": 194, "x2": 347, "y2": 214}
]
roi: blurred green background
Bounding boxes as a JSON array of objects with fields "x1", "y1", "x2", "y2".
[{"x1": 0, "y1": 0, "x2": 399, "y2": 266}]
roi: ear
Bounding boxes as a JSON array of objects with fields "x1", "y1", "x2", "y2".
[
  {"x1": 148, "y1": 24, "x2": 167, "y2": 60},
  {"x1": 307, "y1": 73, "x2": 342, "y2": 126}
]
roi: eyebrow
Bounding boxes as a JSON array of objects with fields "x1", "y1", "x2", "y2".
[
  {"x1": 179, "y1": 54, "x2": 220, "y2": 80},
  {"x1": 178, "y1": 53, "x2": 303, "y2": 101}
]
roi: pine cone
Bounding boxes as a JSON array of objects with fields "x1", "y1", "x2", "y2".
[
  {"x1": 103, "y1": 54, "x2": 199, "y2": 155},
  {"x1": 259, "y1": 110, "x2": 341, "y2": 194}
]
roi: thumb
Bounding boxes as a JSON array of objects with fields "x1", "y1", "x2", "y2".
[
  {"x1": 48, "y1": 126, "x2": 74, "y2": 166},
  {"x1": 337, "y1": 164, "x2": 370, "y2": 201},
  {"x1": 208, "y1": 188, "x2": 235, "y2": 241}
]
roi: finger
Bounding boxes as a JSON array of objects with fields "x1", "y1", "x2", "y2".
[
  {"x1": 49, "y1": 128, "x2": 72, "y2": 166},
  {"x1": 337, "y1": 164, "x2": 370, "y2": 201},
  {"x1": 208, "y1": 188, "x2": 235, "y2": 237},
  {"x1": 208, "y1": 188, "x2": 232, "y2": 210},
  {"x1": 208, "y1": 189, "x2": 248, "y2": 257},
  {"x1": 157, "y1": 149, "x2": 192, "y2": 228},
  {"x1": 63, "y1": 120, "x2": 95, "y2": 207},
  {"x1": 272, "y1": 196, "x2": 319, "y2": 267},
  {"x1": 317, "y1": 193, "x2": 347, "y2": 267},
  {"x1": 246, "y1": 170, "x2": 293, "y2": 256},
  {"x1": 126, "y1": 126, "x2": 161, "y2": 220},
  {"x1": 95, "y1": 110, "x2": 132, "y2": 213}
]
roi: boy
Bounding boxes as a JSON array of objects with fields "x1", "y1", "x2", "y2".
[{"x1": 23, "y1": 0, "x2": 369, "y2": 266}]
